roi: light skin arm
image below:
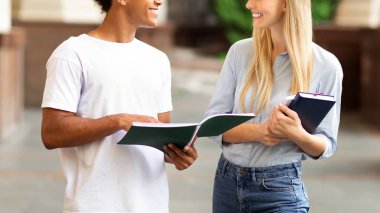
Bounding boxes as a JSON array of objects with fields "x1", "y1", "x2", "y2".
[
  {"x1": 267, "y1": 104, "x2": 326, "y2": 157},
  {"x1": 158, "y1": 112, "x2": 198, "y2": 170},
  {"x1": 222, "y1": 123, "x2": 287, "y2": 147},
  {"x1": 222, "y1": 104, "x2": 326, "y2": 158}
]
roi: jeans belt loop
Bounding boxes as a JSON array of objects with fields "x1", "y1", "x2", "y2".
[
  {"x1": 293, "y1": 162, "x2": 301, "y2": 177},
  {"x1": 221, "y1": 155, "x2": 229, "y2": 175}
]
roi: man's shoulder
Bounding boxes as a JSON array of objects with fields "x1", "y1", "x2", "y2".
[
  {"x1": 134, "y1": 39, "x2": 168, "y2": 59},
  {"x1": 50, "y1": 35, "x2": 85, "y2": 58}
]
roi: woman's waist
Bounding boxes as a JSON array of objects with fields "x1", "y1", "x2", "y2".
[
  {"x1": 218, "y1": 153, "x2": 302, "y2": 179},
  {"x1": 221, "y1": 141, "x2": 304, "y2": 167}
]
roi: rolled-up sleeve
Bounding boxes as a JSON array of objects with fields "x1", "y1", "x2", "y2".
[{"x1": 313, "y1": 53, "x2": 343, "y2": 159}]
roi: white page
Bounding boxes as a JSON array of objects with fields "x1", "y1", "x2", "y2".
[{"x1": 132, "y1": 122, "x2": 198, "y2": 127}]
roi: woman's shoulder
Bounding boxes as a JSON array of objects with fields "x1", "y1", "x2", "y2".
[
  {"x1": 312, "y1": 42, "x2": 341, "y2": 71},
  {"x1": 312, "y1": 42, "x2": 343, "y2": 81},
  {"x1": 226, "y1": 38, "x2": 254, "y2": 61},
  {"x1": 230, "y1": 38, "x2": 253, "y2": 52}
]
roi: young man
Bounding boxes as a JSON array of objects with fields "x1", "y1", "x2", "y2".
[{"x1": 41, "y1": 0, "x2": 198, "y2": 212}]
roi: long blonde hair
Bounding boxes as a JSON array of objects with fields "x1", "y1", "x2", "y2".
[{"x1": 240, "y1": 0, "x2": 314, "y2": 113}]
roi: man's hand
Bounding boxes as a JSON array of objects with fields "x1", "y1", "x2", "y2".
[
  {"x1": 163, "y1": 144, "x2": 198, "y2": 170},
  {"x1": 111, "y1": 113, "x2": 160, "y2": 131}
]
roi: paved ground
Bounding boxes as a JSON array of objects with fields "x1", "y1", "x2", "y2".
[{"x1": 1, "y1": 67, "x2": 380, "y2": 212}]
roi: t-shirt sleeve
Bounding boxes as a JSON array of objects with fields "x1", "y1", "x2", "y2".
[
  {"x1": 41, "y1": 57, "x2": 83, "y2": 113},
  {"x1": 156, "y1": 55, "x2": 173, "y2": 113}
]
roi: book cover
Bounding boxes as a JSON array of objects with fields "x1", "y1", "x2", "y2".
[
  {"x1": 117, "y1": 113, "x2": 255, "y2": 153},
  {"x1": 285, "y1": 92, "x2": 336, "y2": 133}
]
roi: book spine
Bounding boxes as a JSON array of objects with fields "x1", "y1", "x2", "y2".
[
  {"x1": 288, "y1": 93, "x2": 301, "y2": 110},
  {"x1": 187, "y1": 125, "x2": 201, "y2": 147}
]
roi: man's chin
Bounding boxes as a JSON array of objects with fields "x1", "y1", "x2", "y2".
[{"x1": 139, "y1": 21, "x2": 159, "y2": 29}]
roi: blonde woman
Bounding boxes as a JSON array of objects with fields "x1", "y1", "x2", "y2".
[{"x1": 206, "y1": 0, "x2": 343, "y2": 212}]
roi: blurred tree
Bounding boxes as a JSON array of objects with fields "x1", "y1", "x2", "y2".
[
  {"x1": 212, "y1": 0, "x2": 339, "y2": 44},
  {"x1": 312, "y1": 0, "x2": 340, "y2": 23},
  {"x1": 212, "y1": 0, "x2": 252, "y2": 43}
]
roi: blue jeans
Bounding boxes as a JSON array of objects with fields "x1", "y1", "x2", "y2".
[{"x1": 213, "y1": 155, "x2": 310, "y2": 213}]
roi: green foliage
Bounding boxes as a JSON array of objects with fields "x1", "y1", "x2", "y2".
[
  {"x1": 212, "y1": 0, "x2": 339, "y2": 44},
  {"x1": 312, "y1": 0, "x2": 340, "y2": 23},
  {"x1": 212, "y1": 0, "x2": 253, "y2": 43}
]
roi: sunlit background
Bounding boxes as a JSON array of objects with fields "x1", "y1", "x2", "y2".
[{"x1": 1, "y1": 0, "x2": 380, "y2": 212}]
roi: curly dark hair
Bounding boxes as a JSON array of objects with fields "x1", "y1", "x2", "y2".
[{"x1": 94, "y1": 0, "x2": 112, "y2": 12}]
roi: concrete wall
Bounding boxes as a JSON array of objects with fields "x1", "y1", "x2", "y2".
[{"x1": 0, "y1": 28, "x2": 25, "y2": 138}]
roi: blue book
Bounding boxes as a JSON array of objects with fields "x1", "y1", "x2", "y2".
[
  {"x1": 284, "y1": 92, "x2": 336, "y2": 133},
  {"x1": 118, "y1": 113, "x2": 255, "y2": 153}
]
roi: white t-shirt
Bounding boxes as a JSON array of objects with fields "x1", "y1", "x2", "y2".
[{"x1": 42, "y1": 34, "x2": 173, "y2": 213}]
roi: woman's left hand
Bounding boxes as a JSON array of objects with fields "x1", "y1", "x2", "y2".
[
  {"x1": 268, "y1": 104, "x2": 307, "y2": 141},
  {"x1": 164, "y1": 144, "x2": 198, "y2": 170}
]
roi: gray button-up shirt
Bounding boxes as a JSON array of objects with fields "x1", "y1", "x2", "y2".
[{"x1": 205, "y1": 38, "x2": 343, "y2": 167}]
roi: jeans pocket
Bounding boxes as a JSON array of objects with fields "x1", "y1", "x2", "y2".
[{"x1": 261, "y1": 176, "x2": 294, "y2": 192}]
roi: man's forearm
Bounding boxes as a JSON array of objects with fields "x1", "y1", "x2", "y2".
[{"x1": 42, "y1": 112, "x2": 120, "y2": 149}]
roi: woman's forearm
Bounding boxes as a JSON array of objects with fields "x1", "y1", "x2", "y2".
[
  {"x1": 222, "y1": 123, "x2": 261, "y2": 143},
  {"x1": 292, "y1": 133, "x2": 326, "y2": 158}
]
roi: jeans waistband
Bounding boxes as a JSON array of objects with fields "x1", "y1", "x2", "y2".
[{"x1": 218, "y1": 154, "x2": 302, "y2": 180}]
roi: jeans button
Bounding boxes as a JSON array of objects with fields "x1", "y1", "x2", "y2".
[{"x1": 239, "y1": 169, "x2": 247, "y2": 174}]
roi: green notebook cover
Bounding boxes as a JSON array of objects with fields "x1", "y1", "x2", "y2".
[{"x1": 118, "y1": 113, "x2": 255, "y2": 153}]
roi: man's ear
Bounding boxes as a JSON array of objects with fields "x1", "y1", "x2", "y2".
[
  {"x1": 283, "y1": 0, "x2": 287, "y2": 12},
  {"x1": 116, "y1": 0, "x2": 127, "y2": 6}
]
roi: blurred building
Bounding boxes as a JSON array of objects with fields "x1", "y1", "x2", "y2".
[
  {"x1": 10, "y1": 0, "x2": 223, "y2": 108},
  {"x1": 168, "y1": 0, "x2": 227, "y2": 50},
  {"x1": 317, "y1": 0, "x2": 380, "y2": 127},
  {"x1": 0, "y1": 0, "x2": 24, "y2": 138}
]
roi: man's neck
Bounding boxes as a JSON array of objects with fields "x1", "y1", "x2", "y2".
[{"x1": 88, "y1": 9, "x2": 137, "y2": 43}]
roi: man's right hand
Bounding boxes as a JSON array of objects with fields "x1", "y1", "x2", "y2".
[{"x1": 109, "y1": 114, "x2": 160, "y2": 131}]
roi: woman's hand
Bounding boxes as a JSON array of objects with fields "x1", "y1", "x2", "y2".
[
  {"x1": 256, "y1": 123, "x2": 288, "y2": 146},
  {"x1": 164, "y1": 144, "x2": 198, "y2": 170},
  {"x1": 268, "y1": 104, "x2": 308, "y2": 142},
  {"x1": 268, "y1": 104, "x2": 327, "y2": 157}
]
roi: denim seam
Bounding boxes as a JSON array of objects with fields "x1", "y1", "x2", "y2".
[
  {"x1": 290, "y1": 176, "x2": 302, "y2": 212},
  {"x1": 221, "y1": 159, "x2": 228, "y2": 176}
]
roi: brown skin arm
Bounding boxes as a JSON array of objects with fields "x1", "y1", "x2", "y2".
[
  {"x1": 41, "y1": 108, "x2": 159, "y2": 149},
  {"x1": 41, "y1": 108, "x2": 197, "y2": 169}
]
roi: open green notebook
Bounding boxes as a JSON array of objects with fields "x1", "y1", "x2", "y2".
[{"x1": 118, "y1": 113, "x2": 255, "y2": 153}]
